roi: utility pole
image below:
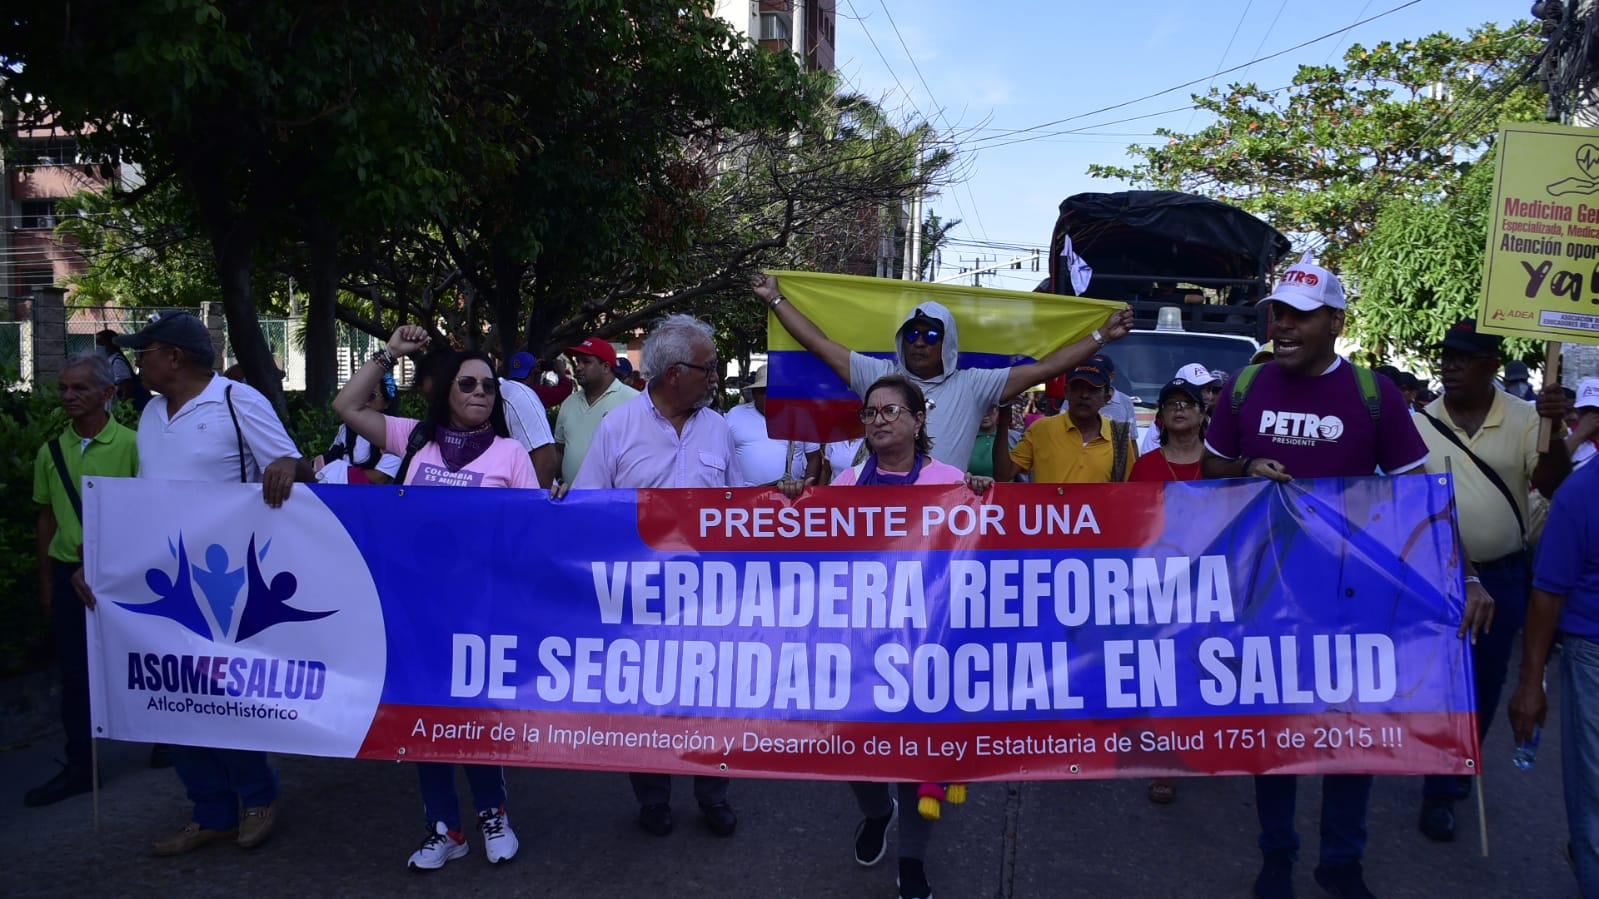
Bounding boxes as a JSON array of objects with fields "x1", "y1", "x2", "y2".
[{"x1": 902, "y1": 135, "x2": 925, "y2": 282}]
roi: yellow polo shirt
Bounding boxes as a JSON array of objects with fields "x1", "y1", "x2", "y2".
[
  {"x1": 1416, "y1": 390, "x2": 1538, "y2": 562},
  {"x1": 1009, "y1": 414, "x2": 1138, "y2": 483}
]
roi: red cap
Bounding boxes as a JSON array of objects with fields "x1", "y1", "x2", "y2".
[{"x1": 566, "y1": 337, "x2": 617, "y2": 367}]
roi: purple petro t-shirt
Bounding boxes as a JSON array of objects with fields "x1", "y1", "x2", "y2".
[{"x1": 1204, "y1": 359, "x2": 1428, "y2": 478}]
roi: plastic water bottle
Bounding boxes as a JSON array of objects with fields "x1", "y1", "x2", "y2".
[{"x1": 1513, "y1": 725, "x2": 1542, "y2": 770}]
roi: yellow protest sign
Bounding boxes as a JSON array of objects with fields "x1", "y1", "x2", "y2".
[{"x1": 1479, "y1": 121, "x2": 1599, "y2": 344}]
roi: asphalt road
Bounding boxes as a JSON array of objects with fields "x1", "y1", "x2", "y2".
[{"x1": 0, "y1": 660, "x2": 1581, "y2": 898}]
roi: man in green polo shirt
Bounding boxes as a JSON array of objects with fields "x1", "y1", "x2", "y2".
[{"x1": 26, "y1": 353, "x2": 138, "y2": 807}]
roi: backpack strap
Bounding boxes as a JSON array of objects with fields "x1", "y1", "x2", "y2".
[
  {"x1": 395, "y1": 423, "x2": 426, "y2": 485},
  {"x1": 223, "y1": 384, "x2": 246, "y2": 483},
  {"x1": 1110, "y1": 419, "x2": 1131, "y2": 482},
  {"x1": 47, "y1": 437, "x2": 83, "y2": 524},
  {"x1": 1230, "y1": 361, "x2": 1383, "y2": 423},
  {"x1": 1229, "y1": 363, "x2": 1267, "y2": 415},
  {"x1": 1350, "y1": 364, "x2": 1382, "y2": 422}
]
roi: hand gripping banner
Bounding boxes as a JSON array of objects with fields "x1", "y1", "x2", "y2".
[{"x1": 83, "y1": 473, "x2": 1478, "y2": 783}]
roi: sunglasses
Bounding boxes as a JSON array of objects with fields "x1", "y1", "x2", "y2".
[
  {"x1": 858, "y1": 404, "x2": 911, "y2": 423},
  {"x1": 902, "y1": 327, "x2": 943, "y2": 346},
  {"x1": 1161, "y1": 399, "x2": 1198, "y2": 411},
  {"x1": 454, "y1": 376, "x2": 499, "y2": 395}
]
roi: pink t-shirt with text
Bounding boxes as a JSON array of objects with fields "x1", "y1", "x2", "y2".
[{"x1": 382, "y1": 415, "x2": 536, "y2": 488}]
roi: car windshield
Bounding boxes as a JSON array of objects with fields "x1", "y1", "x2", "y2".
[{"x1": 1096, "y1": 333, "x2": 1257, "y2": 407}]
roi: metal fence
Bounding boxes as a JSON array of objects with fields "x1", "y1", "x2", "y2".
[{"x1": 63, "y1": 306, "x2": 199, "y2": 358}]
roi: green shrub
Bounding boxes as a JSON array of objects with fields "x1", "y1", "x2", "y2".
[{"x1": 0, "y1": 371, "x2": 68, "y2": 675}]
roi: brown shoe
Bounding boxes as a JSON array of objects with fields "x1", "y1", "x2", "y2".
[
  {"x1": 237, "y1": 803, "x2": 276, "y2": 849},
  {"x1": 152, "y1": 821, "x2": 238, "y2": 857}
]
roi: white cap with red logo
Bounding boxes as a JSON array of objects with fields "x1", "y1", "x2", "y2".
[
  {"x1": 1174, "y1": 362, "x2": 1220, "y2": 386},
  {"x1": 1258, "y1": 251, "x2": 1346, "y2": 311},
  {"x1": 1578, "y1": 378, "x2": 1599, "y2": 410}
]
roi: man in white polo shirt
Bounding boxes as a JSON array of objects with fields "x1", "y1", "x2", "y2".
[
  {"x1": 113, "y1": 311, "x2": 311, "y2": 856},
  {"x1": 725, "y1": 365, "x2": 808, "y2": 486},
  {"x1": 498, "y1": 351, "x2": 559, "y2": 487},
  {"x1": 552, "y1": 336, "x2": 636, "y2": 484}
]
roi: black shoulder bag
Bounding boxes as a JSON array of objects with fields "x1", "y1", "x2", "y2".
[{"x1": 1417, "y1": 411, "x2": 1526, "y2": 544}]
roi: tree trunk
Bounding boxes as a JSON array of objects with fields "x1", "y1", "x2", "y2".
[
  {"x1": 302, "y1": 212, "x2": 341, "y2": 405},
  {"x1": 214, "y1": 220, "x2": 285, "y2": 414},
  {"x1": 491, "y1": 240, "x2": 526, "y2": 364}
]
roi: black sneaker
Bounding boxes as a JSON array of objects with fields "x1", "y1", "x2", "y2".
[
  {"x1": 1418, "y1": 798, "x2": 1455, "y2": 842},
  {"x1": 700, "y1": 801, "x2": 737, "y2": 837},
  {"x1": 23, "y1": 763, "x2": 94, "y2": 808},
  {"x1": 1313, "y1": 861, "x2": 1376, "y2": 899},
  {"x1": 1254, "y1": 850, "x2": 1295, "y2": 899},
  {"x1": 638, "y1": 803, "x2": 673, "y2": 836},
  {"x1": 897, "y1": 856, "x2": 932, "y2": 899},
  {"x1": 854, "y1": 797, "x2": 897, "y2": 866}
]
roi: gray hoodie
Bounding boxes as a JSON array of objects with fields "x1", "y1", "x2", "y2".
[{"x1": 847, "y1": 301, "x2": 1010, "y2": 471}]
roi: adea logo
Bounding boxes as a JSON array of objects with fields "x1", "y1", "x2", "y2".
[{"x1": 116, "y1": 533, "x2": 334, "y2": 642}]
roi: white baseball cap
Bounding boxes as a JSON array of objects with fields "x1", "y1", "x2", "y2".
[
  {"x1": 1259, "y1": 252, "x2": 1346, "y2": 311},
  {"x1": 1578, "y1": 378, "x2": 1599, "y2": 410},
  {"x1": 1174, "y1": 362, "x2": 1220, "y2": 386}
]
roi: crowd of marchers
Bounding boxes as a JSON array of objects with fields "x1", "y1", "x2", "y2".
[{"x1": 24, "y1": 259, "x2": 1599, "y2": 899}]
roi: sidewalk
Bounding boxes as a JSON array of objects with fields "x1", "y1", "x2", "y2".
[{"x1": 0, "y1": 669, "x2": 1580, "y2": 897}]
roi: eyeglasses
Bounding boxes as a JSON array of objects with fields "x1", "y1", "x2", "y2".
[
  {"x1": 858, "y1": 404, "x2": 911, "y2": 423},
  {"x1": 454, "y1": 376, "x2": 499, "y2": 395},
  {"x1": 1161, "y1": 399, "x2": 1198, "y2": 411},
  {"x1": 902, "y1": 327, "x2": 943, "y2": 346},
  {"x1": 673, "y1": 359, "x2": 718, "y2": 376}
]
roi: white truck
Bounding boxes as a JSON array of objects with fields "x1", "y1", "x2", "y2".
[{"x1": 1043, "y1": 190, "x2": 1292, "y2": 429}]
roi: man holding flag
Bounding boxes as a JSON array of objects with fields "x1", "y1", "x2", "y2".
[{"x1": 752, "y1": 273, "x2": 1133, "y2": 471}]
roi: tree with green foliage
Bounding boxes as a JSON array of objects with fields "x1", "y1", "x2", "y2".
[{"x1": 1089, "y1": 21, "x2": 1546, "y2": 271}]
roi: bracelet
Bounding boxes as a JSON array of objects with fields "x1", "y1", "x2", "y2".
[
  {"x1": 373, "y1": 348, "x2": 396, "y2": 371},
  {"x1": 1463, "y1": 576, "x2": 1482, "y2": 586},
  {"x1": 1239, "y1": 457, "x2": 1254, "y2": 477},
  {"x1": 1091, "y1": 328, "x2": 1106, "y2": 347},
  {"x1": 769, "y1": 294, "x2": 786, "y2": 309}
]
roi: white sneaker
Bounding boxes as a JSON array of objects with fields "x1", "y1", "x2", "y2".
[
  {"x1": 479, "y1": 807, "x2": 519, "y2": 864},
  {"x1": 407, "y1": 821, "x2": 469, "y2": 870}
]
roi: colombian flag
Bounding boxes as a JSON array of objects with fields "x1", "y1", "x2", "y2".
[{"x1": 766, "y1": 271, "x2": 1117, "y2": 442}]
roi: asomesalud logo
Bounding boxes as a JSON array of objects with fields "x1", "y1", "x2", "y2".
[
  {"x1": 90, "y1": 480, "x2": 387, "y2": 758},
  {"x1": 116, "y1": 532, "x2": 334, "y2": 642}
]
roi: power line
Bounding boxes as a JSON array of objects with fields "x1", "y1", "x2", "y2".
[{"x1": 955, "y1": 0, "x2": 1424, "y2": 149}]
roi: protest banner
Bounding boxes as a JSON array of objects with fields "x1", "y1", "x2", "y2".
[
  {"x1": 1478, "y1": 121, "x2": 1599, "y2": 343},
  {"x1": 84, "y1": 474, "x2": 1476, "y2": 783},
  {"x1": 763, "y1": 270, "x2": 1116, "y2": 443}
]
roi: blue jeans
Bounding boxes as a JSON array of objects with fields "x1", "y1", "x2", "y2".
[
  {"x1": 1562, "y1": 636, "x2": 1599, "y2": 897},
  {"x1": 1255, "y1": 773, "x2": 1372, "y2": 866},
  {"x1": 416, "y1": 763, "x2": 506, "y2": 831},
  {"x1": 172, "y1": 748, "x2": 278, "y2": 830},
  {"x1": 1424, "y1": 552, "x2": 1529, "y2": 800}
]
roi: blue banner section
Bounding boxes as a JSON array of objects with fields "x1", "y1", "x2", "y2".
[{"x1": 304, "y1": 474, "x2": 1470, "y2": 726}]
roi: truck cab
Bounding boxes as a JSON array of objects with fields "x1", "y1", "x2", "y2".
[{"x1": 1043, "y1": 190, "x2": 1291, "y2": 427}]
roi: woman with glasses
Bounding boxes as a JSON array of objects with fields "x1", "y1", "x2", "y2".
[
  {"x1": 781, "y1": 373, "x2": 991, "y2": 899},
  {"x1": 1128, "y1": 377, "x2": 1209, "y2": 805},
  {"x1": 332, "y1": 324, "x2": 531, "y2": 870},
  {"x1": 830, "y1": 374, "x2": 990, "y2": 489}
]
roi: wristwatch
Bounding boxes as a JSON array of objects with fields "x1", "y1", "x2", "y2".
[
  {"x1": 373, "y1": 348, "x2": 397, "y2": 370},
  {"x1": 1091, "y1": 329, "x2": 1106, "y2": 347}
]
